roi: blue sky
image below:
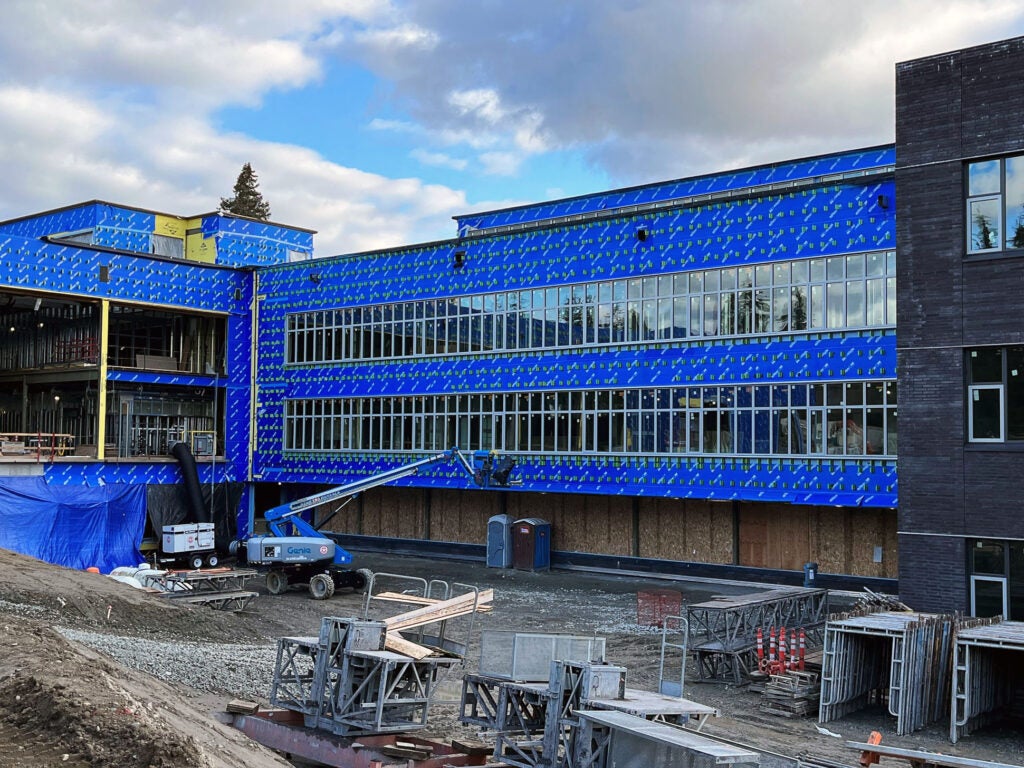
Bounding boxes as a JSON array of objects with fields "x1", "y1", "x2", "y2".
[{"x1": 2, "y1": 1, "x2": 1024, "y2": 256}]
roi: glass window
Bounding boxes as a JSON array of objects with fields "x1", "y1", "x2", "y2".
[
  {"x1": 972, "y1": 540, "x2": 1005, "y2": 575},
  {"x1": 969, "y1": 384, "x2": 1003, "y2": 442},
  {"x1": 970, "y1": 196, "x2": 1001, "y2": 252},
  {"x1": 1007, "y1": 156, "x2": 1024, "y2": 249},
  {"x1": 969, "y1": 160, "x2": 1001, "y2": 196}
]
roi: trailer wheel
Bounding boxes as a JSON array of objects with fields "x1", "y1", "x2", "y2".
[
  {"x1": 309, "y1": 573, "x2": 335, "y2": 600},
  {"x1": 189, "y1": 555, "x2": 205, "y2": 570},
  {"x1": 265, "y1": 570, "x2": 288, "y2": 595},
  {"x1": 205, "y1": 553, "x2": 219, "y2": 568}
]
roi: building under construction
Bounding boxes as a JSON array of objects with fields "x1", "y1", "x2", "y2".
[{"x1": 0, "y1": 36, "x2": 1023, "y2": 614}]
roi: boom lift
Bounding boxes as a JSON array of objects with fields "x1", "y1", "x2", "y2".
[{"x1": 233, "y1": 448, "x2": 518, "y2": 599}]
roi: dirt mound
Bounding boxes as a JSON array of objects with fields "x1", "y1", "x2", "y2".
[{"x1": 0, "y1": 674, "x2": 205, "y2": 768}]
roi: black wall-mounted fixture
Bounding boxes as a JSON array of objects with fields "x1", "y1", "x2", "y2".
[
  {"x1": 453, "y1": 249, "x2": 467, "y2": 268},
  {"x1": 309, "y1": 272, "x2": 321, "y2": 284},
  {"x1": 877, "y1": 194, "x2": 889, "y2": 209},
  {"x1": 636, "y1": 227, "x2": 648, "y2": 241}
]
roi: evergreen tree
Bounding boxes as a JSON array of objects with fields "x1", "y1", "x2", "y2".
[{"x1": 220, "y1": 163, "x2": 271, "y2": 220}]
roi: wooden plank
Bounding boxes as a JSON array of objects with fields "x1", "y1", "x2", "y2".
[
  {"x1": 383, "y1": 632, "x2": 434, "y2": 660},
  {"x1": 374, "y1": 591, "x2": 492, "y2": 611},
  {"x1": 384, "y1": 589, "x2": 494, "y2": 632}
]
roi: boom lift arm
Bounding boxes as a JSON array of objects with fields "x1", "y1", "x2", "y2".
[{"x1": 238, "y1": 448, "x2": 518, "y2": 597}]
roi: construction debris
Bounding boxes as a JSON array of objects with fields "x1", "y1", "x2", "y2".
[{"x1": 760, "y1": 671, "x2": 821, "y2": 718}]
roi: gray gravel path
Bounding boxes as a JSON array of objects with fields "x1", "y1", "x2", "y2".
[{"x1": 57, "y1": 627, "x2": 279, "y2": 700}]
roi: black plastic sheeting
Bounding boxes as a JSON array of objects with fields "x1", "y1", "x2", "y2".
[{"x1": 146, "y1": 482, "x2": 241, "y2": 553}]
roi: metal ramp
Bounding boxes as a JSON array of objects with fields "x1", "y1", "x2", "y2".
[
  {"x1": 687, "y1": 588, "x2": 828, "y2": 682},
  {"x1": 571, "y1": 709, "x2": 759, "y2": 768},
  {"x1": 158, "y1": 568, "x2": 260, "y2": 611}
]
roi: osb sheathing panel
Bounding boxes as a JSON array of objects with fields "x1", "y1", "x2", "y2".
[
  {"x1": 738, "y1": 504, "x2": 811, "y2": 571},
  {"x1": 741, "y1": 504, "x2": 898, "y2": 576},
  {"x1": 810, "y1": 507, "x2": 847, "y2": 574},
  {"x1": 636, "y1": 499, "x2": 734, "y2": 563},
  {"x1": 503, "y1": 492, "x2": 630, "y2": 554},
  {"x1": 358, "y1": 487, "x2": 425, "y2": 539},
  {"x1": 429, "y1": 488, "x2": 498, "y2": 544}
]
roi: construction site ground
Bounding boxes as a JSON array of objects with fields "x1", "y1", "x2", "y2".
[{"x1": 0, "y1": 546, "x2": 1021, "y2": 768}]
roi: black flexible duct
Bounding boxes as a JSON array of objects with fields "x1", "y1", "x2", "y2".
[{"x1": 171, "y1": 441, "x2": 209, "y2": 524}]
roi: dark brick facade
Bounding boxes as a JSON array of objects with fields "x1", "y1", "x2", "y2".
[{"x1": 897, "y1": 38, "x2": 1024, "y2": 613}]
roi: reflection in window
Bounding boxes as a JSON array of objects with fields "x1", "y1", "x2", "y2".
[
  {"x1": 283, "y1": 379, "x2": 897, "y2": 459},
  {"x1": 284, "y1": 250, "x2": 897, "y2": 365},
  {"x1": 966, "y1": 155, "x2": 1024, "y2": 254}
]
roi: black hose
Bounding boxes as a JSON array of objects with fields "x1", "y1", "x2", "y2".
[{"x1": 171, "y1": 441, "x2": 209, "y2": 523}]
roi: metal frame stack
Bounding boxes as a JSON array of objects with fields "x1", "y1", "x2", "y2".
[
  {"x1": 686, "y1": 588, "x2": 829, "y2": 682},
  {"x1": 951, "y1": 618, "x2": 1024, "y2": 743},
  {"x1": 270, "y1": 616, "x2": 458, "y2": 736},
  {"x1": 818, "y1": 610, "x2": 957, "y2": 736},
  {"x1": 461, "y1": 631, "x2": 720, "y2": 768}
]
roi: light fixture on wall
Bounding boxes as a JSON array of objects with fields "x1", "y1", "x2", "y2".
[
  {"x1": 877, "y1": 194, "x2": 890, "y2": 209},
  {"x1": 636, "y1": 227, "x2": 648, "y2": 241},
  {"x1": 453, "y1": 249, "x2": 467, "y2": 268},
  {"x1": 33, "y1": 298, "x2": 42, "y2": 311},
  {"x1": 308, "y1": 272, "x2": 321, "y2": 284}
]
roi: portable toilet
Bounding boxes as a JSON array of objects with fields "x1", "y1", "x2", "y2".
[
  {"x1": 487, "y1": 514, "x2": 513, "y2": 568},
  {"x1": 512, "y1": 518, "x2": 551, "y2": 571}
]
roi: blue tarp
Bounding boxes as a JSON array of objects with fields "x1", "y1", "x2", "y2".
[{"x1": 0, "y1": 477, "x2": 146, "y2": 572}]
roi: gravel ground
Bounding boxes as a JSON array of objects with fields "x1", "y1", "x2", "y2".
[{"x1": 57, "y1": 629, "x2": 280, "y2": 700}]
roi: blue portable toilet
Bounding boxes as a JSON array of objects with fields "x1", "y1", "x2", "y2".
[
  {"x1": 512, "y1": 518, "x2": 551, "y2": 571},
  {"x1": 487, "y1": 514, "x2": 513, "y2": 568}
]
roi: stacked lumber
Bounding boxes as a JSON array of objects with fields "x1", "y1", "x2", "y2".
[
  {"x1": 382, "y1": 589, "x2": 494, "y2": 659},
  {"x1": 759, "y1": 671, "x2": 820, "y2": 718}
]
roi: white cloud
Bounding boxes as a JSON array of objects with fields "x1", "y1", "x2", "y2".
[
  {"x1": 0, "y1": 0, "x2": 472, "y2": 255},
  {"x1": 328, "y1": 0, "x2": 1024, "y2": 184},
  {"x1": 3, "y1": 0, "x2": 1024, "y2": 258},
  {"x1": 410, "y1": 149, "x2": 468, "y2": 171},
  {"x1": 479, "y1": 152, "x2": 523, "y2": 177}
]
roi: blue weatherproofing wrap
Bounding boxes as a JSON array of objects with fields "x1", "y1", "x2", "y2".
[{"x1": 0, "y1": 477, "x2": 146, "y2": 573}]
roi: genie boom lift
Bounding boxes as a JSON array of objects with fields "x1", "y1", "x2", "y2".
[{"x1": 235, "y1": 448, "x2": 517, "y2": 599}]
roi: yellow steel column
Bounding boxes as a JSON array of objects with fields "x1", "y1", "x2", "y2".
[{"x1": 96, "y1": 299, "x2": 109, "y2": 459}]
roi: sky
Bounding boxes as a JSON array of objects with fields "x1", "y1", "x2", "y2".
[{"x1": 1, "y1": 1, "x2": 1023, "y2": 258}]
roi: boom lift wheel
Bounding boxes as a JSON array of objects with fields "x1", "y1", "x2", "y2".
[
  {"x1": 309, "y1": 573, "x2": 335, "y2": 600},
  {"x1": 355, "y1": 568, "x2": 373, "y2": 593},
  {"x1": 265, "y1": 570, "x2": 288, "y2": 595}
]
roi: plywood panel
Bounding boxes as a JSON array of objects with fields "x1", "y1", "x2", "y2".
[
  {"x1": 638, "y1": 498, "x2": 685, "y2": 561},
  {"x1": 812, "y1": 507, "x2": 847, "y2": 574},
  {"x1": 738, "y1": 505, "x2": 769, "y2": 567},
  {"x1": 686, "y1": 500, "x2": 713, "y2": 562},
  {"x1": 708, "y1": 502, "x2": 734, "y2": 563}
]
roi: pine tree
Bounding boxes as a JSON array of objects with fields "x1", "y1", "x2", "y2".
[{"x1": 220, "y1": 163, "x2": 271, "y2": 220}]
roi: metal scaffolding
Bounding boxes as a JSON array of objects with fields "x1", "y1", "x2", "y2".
[
  {"x1": 461, "y1": 655, "x2": 719, "y2": 768},
  {"x1": 818, "y1": 609, "x2": 958, "y2": 736},
  {"x1": 951, "y1": 618, "x2": 1024, "y2": 743},
  {"x1": 270, "y1": 616, "x2": 458, "y2": 736},
  {"x1": 686, "y1": 587, "x2": 828, "y2": 682}
]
